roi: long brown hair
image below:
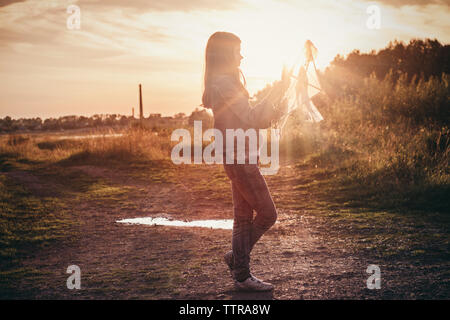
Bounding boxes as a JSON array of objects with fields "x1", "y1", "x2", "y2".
[{"x1": 201, "y1": 31, "x2": 248, "y2": 109}]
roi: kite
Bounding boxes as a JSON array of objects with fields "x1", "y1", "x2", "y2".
[{"x1": 275, "y1": 40, "x2": 324, "y2": 137}]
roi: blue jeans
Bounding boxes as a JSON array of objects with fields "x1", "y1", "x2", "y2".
[{"x1": 223, "y1": 164, "x2": 277, "y2": 281}]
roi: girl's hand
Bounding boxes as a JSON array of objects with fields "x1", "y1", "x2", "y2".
[
  {"x1": 278, "y1": 97, "x2": 288, "y2": 114},
  {"x1": 273, "y1": 97, "x2": 288, "y2": 120}
]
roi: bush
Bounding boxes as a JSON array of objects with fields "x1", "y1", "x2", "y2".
[{"x1": 280, "y1": 68, "x2": 449, "y2": 212}]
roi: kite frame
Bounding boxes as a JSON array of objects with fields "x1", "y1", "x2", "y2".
[{"x1": 274, "y1": 42, "x2": 324, "y2": 138}]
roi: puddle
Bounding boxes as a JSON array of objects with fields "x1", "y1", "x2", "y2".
[{"x1": 117, "y1": 217, "x2": 233, "y2": 230}]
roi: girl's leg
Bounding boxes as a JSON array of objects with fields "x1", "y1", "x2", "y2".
[
  {"x1": 232, "y1": 164, "x2": 277, "y2": 251},
  {"x1": 224, "y1": 164, "x2": 277, "y2": 282},
  {"x1": 230, "y1": 180, "x2": 253, "y2": 282}
]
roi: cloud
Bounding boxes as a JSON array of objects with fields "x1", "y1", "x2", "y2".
[
  {"x1": 0, "y1": 0, "x2": 25, "y2": 8},
  {"x1": 361, "y1": 0, "x2": 450, "y2": 7},
  {"x1": 0, "y1": 0, "x2": 177, "y2": 56},
  {"x1": 77, "y1": 0, "x2": 244, "y2": 12}
]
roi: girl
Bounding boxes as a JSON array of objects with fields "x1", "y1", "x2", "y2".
[{"x1": 201, "y1": 31, "x2": 287, "y2": 291}]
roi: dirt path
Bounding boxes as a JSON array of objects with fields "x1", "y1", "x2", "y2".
[{"x1": 4, "y1": 162, "x2": 449, "y2": 299}]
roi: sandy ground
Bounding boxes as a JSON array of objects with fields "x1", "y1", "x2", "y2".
[{"x1": 2, "y1": 162, "x2": 449, "y2": 299}]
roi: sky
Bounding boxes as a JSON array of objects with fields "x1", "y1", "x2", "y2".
[{"x1": 0, "y1": 0, "x2": 449, "y2": 119}]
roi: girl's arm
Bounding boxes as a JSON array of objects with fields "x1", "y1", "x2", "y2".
[{"x1": 214, "y1": 76, "x2": 281, "y2": 129}]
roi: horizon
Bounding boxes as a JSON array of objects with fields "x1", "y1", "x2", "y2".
[{"x1": 0, "y1": 0, "x2": 449, "y2": 119}]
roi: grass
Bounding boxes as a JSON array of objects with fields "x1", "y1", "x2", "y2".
[
  {"x1": 280, "y1": 71, "x2": 449, "y2": 214},
  {"x1": 0, "y1": 173, "x2": 77, "y2": 297},
  {"x1": 0, "y1": 128, "x2": 174, "y2": 166},
  {"x1": 0, "y1": 175, "x2": 75, "y2": 261},
  {"x1": 275, "y1": 77, "x2": 450, "y2": 267},
  {"x1": 284, "y1": 162, "x2": 450, "y2": 265}
]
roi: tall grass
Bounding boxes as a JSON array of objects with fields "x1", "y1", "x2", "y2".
[
  {"x1": 281, "y1": 71, "x2": 449, "y2": 212},
  {"x1": 0, "y1": 128, "x2": 173, "y2": 167}
]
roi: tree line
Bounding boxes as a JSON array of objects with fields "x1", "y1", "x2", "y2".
[
  {"x1": 253, "y1": 38, "x2": 449, "y2": 102},
  {"x1": 0, "y1": 110, "x2": 215, "y2": 133}
]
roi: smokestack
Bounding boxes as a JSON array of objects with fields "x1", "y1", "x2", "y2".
[{"x1": 139, "y1": 84, "x2": 143, "y2": 124}]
